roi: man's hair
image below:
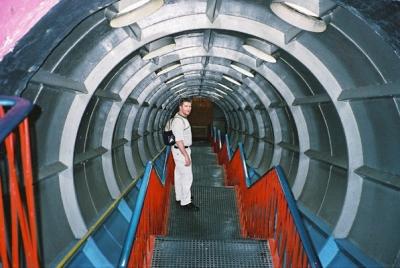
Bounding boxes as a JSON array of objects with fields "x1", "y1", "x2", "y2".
[{"x1": 179, "y1": 97, "x2": 192, "y2": 106}]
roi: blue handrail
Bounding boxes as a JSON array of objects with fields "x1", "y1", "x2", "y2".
[
  {"x1": 0, "y1": 96, "x2": 33, "y2": 142},
  {"x1": 118, "y1": 161, "x2": 153, "y2": 267},
  {"x1": 275, "y1": 166, "x2": 321, "y2": 268}
]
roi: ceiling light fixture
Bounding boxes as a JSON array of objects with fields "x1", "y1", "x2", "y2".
[
  {"x1": 270, "y1": 1, "x2": 328, "y2": 32},
  {"x1": 166, "y1": 74, "x2": 184, "y2": 84},
  {"x1": 106, "y1": 0, "x2": 163, "y2": 28},
  {"x1": 206, "y1": 92, "x2": 223, "y2": 99},
  {"x1": 284, "y1": 2, "x2": 318, "y2": 17},
  {"x1": 217, "y1": 83, "x2": 233, "y2": 91},
  {"x1": 143, "y1": 43, "x2": 175, "y2": 60},
  {"x1": 242, "y1": 45, "x2": 277, "y2": 63},
  {"x1": 170, "y1": 82, "x2": 184, "y2": 90},
  {"x1": 230, "y1": 63, "x2": 254, "y2": 77},
  {"x1": 174, "y1": 88, "x2": 186, "y2": 94},
  {"x1": 156, "y1": 63, "x2": 180, "y2": 75},
  {"x1": 223, "y1": 75, "x2": 241, "y2": 86},
  {"x1": 213, "y1": 88, "x2": 227, "y2": 95}
]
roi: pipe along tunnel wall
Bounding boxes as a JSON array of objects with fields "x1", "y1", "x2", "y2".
[{"x1": 0, "y1": 0, "x2": 400, "y2": 266}]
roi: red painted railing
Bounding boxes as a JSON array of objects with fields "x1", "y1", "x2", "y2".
[
  {"x1": 0, "y1": 99, "x2": 40, "y2": 268},
  {"x1": 127, "y1": 153, "x2": 174, "y2": 267},
  {"x1": 215, "y1": 138, "x2": 320, "y2": 268}
]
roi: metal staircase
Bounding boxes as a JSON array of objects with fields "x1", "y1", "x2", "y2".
[{"x1": 151, "y1": 141, "x2": 273, "y2": 267}]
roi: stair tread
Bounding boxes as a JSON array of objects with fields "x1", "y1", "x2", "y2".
[
  {"x1": 168, "y1": 186, "x2": 240, "y2": 240},
  {"x1": 151, "y1": 237, "x2": 273, "y2": 268}
]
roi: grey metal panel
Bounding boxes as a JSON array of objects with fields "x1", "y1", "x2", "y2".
[
  {"x1": 22, "y1": 85, "x2": 75, "y2": 170},
  {"x1": 279, "y1": 148, "x2": 299, "y2": 186},
  {"x1": 145, "y1": 107, "x2": 156, "y2": 133},
  {"x1": 299, "y1": 159, "x2": 332, "y2": 214},
  {"x1": 76, "y1": 97, "x2": 122, "y2": 199},
  {"x1": 285, "y1": 23, "x2": 364, "y2": 238},
  {"x1": 255, "y1": 62, "x2": 312, "y2": 199},
  {"x1": 254, "y1": 140, "x2": 274, "y2": 175},
  {"x1": 351, "y1": 99, "x2": 400, "y2": 175},
  {"x1": 155, "y1": 131, "x2": 164, "y2": 152},
  {"x1": 330, "y1": 6, "x2": 400, "y2": 82},
  {"x1": 153, "y1": 109, "x2": 163, "y2": 130},
  {"x1": 134, "y1": 107, "x2": 152, "y2": 165},
  {"x1": 275, "y1": 107, "x2": 297, "y2": 145},
  {"x1": 112, "y1": 103, "x2": 136, "y2": 179},
  {"x1": 132, "y1": 137, "x2": 145, "y2": 172},
  {"x1": 145, "y1": 108, "x2": 160, "y2": 156},
  {"x1": 245, "y1": 135, "x2": 257, "y2": 166},
  {"x1": 319, "y1": 103, "x2": 347, "y2": 159},
  {"x1": 6, "y1": 0, "x2": 400, "y2": 266},
  {"x1": 318, "y1": 166, "x2": 348, "y2": 228},
  {"x1": 147, "y1": 132, "x2": 160, "y2": 157},
  {"x1": 35, "y1": 175, "x2": 76, "y2": 265},
  {"x1": 348, "y1": 179, "x2": 400, "y2": 265},
  {"x1": 54, "y1": 19, "x2": 128, "y2": 81},
  {"x1": 279, "y1": 50, "x2": 327, "y2": 96},
  {"x1": 124, "y1": 105, "x2": 142, "y2": 178},
  {"x1": 53, "y1": 26, "x2": 143, "y2": 238},
  {"x1": 112, "y1": 145, "x2": 134, "y2": 189},
  {"x1": 300, "y1": 105, "x2": 331, "y2": 153},
  {"x1": 301, "y1": 27, "x2": 384, "y2": 91},
  {"x1": 236, "y1": 110, "x2": 247, "y2": 138},
  {"x1": 73, "y1": 98, "x2": 109, "y2": 153},
  {"x1": 73, "y1": 156, "x2": 112, "y2": 225},
  {"x1": 140, "y1": 133, "x2": 153, "y2": 162},
  {"x1": 145, "y1": 132, "x2": 157, "y2": 158},
  {"x1": 243, "y1": 110, "x2": 255, "y2": 136}
]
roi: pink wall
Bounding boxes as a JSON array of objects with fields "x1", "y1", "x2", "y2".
[{"x1": 0, "y1": 0, "x2": 59, "y2": 61}]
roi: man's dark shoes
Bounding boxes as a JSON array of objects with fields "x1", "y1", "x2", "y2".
[
  {"x1": 175, "y1": 196, "x2": 193, "y2": 205},
  {"x1": 181, "y1": 203, "x2": 199, "y2": 212}
]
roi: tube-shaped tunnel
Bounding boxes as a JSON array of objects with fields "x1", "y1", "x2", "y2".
[{"x1": 1, "y1": 0, "x2": 400, "y2": 266}]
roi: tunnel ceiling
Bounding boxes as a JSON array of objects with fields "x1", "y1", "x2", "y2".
[{"x1": 1, "y1": 0, "x2": 400, "y2": 267}]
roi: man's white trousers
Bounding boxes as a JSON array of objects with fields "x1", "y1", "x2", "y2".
[{"x1": 172, "y1": 147, "x2": 193, "y2": 206}]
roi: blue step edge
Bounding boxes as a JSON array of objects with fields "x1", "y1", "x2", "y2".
[{"x1": 297, "y1": 203, "x2": 383, "y2": 267}]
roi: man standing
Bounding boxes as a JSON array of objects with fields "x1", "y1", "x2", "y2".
[{"x1": 171, "y1": 98, "x2": 199, "y2": 211}]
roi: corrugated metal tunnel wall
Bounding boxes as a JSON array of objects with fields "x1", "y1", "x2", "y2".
[{"x1": 0, "y1": 0, "x2": 399, "y2": 266}]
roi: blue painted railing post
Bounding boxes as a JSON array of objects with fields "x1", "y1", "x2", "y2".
[
  {"x1": 213, "y1": 126, "x2": 217, "y2": 143},
  {"x1": 275, "y1": 165, "x2": 321, "y2": 268},
  {"x1": 225, "y1": 133, "x2": 232, "y2": 160},
  {"x1": 237, "y1": 142, "x2": 251, "y2": 187},
  {"x1": 217, "y1": 129, "x2": 222, "y2": 150},
  {"x1": 0, "y1": 96, "x2": 33, "y2": 142},
  {"x1": 160, "y1": 146, "x2": 170, "y2": 185},
  {"x1": 118, "y1": 162, "x2": 153, "y2": 267}
]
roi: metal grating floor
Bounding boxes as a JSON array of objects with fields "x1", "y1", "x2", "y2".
[
  {"x1": 152, "y1": 143, "x2": 273, "y2": 267},
  {"x1": 168, "y1": 186, "x2": 241, "y2": 239},
  {"x1": 151, "y1": 238, "x2": 273, "y2": 268},
  {"x1": 192, "y1": 165, "x2": 224, "y2": 187},
  {"x1": 191, "y1": 142, "x2": 224, "y2": 187}
]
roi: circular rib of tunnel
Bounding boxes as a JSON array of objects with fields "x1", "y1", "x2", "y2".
[{"x1": 2, "y1": 0, "x2": 400, "y2": 266}]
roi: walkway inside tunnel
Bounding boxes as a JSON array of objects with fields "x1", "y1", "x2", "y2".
[
  {"x1": 151, "y1": 141, "x2": 273, "y2": 267},
  {"x1": 1, "y1": 0, "x2": 400, "y2": 267}
]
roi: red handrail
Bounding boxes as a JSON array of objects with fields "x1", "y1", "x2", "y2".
[
  {"x1": 217, "y1": 139, "x2": 320, "y2": 268},
  {"x1": 0, "y1": 106, "x2": 40, "y2": 268}
]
